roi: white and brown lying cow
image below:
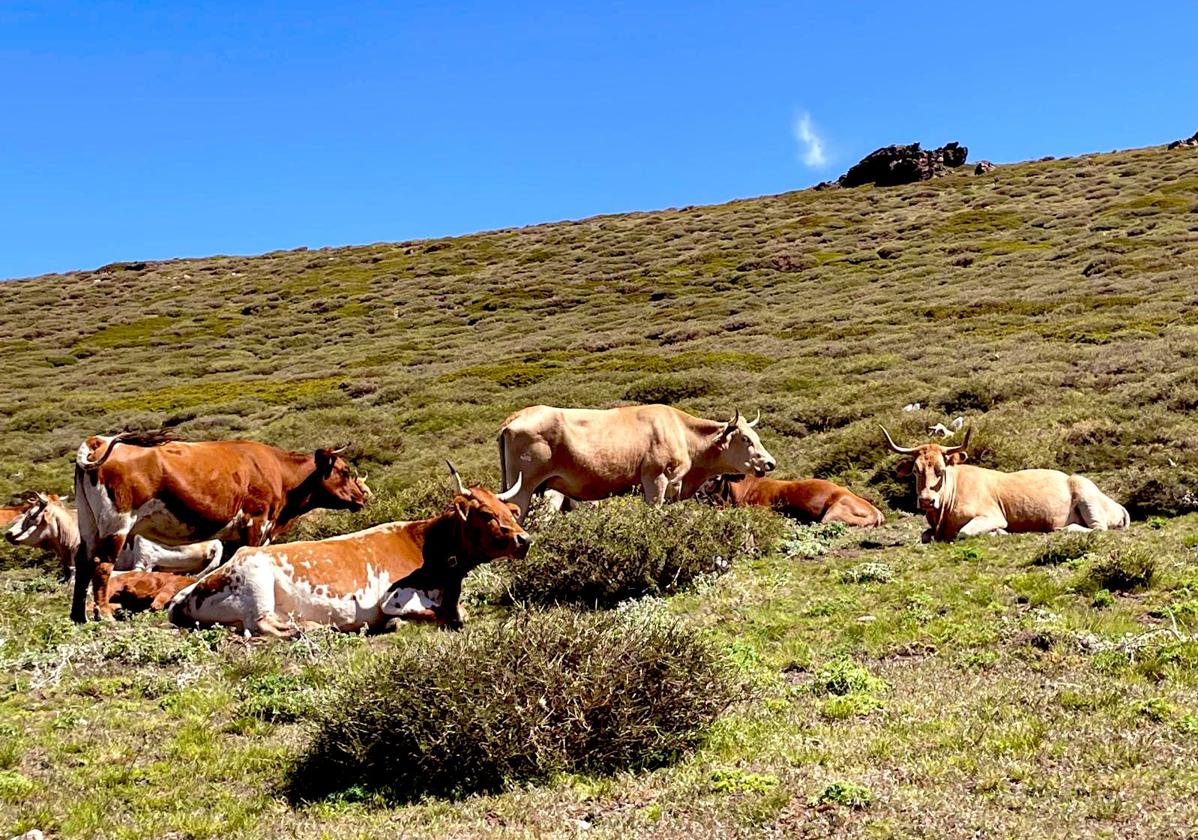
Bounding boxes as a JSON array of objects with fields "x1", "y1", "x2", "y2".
[
  {"x1": 700, "y1": 474, "x2": 884, "y2": 527},
  {"x1": 881, "y1": 427, "x2": 1130, "y2": 543},
  {"x1": 169, "y1": 464, "x2": 530, "y2": 637},
  {"x1": 4, "y1": 492, "x2": 223, "y2": 580},
  {"x1": 497, "y1": 404, "x2": 777, "y2": 522}
]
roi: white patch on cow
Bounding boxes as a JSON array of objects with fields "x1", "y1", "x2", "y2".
[{"x1": 380, "y1": 587, "x2": 442, "y2": 617}]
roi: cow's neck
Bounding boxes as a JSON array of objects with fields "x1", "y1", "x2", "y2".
[
  {"x1": 413, "y1": 512, "x2": 471, "y2": 575},
  {"x1": 926, "y1": 468, "x2": 959, "y2": 539},
  {"x1": 52, "y1": 509, "x2": 80, "y2": 562},
  {"x1": 276, "y1": 456, "x2": 326, "y2": 530}
]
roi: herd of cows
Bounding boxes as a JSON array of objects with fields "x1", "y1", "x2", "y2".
[{"x1": 2, "y1": 403, "x2": 1131, "y2": 637}]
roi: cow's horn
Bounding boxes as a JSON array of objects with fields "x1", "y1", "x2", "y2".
[
  {"x1": 747, "y1": 410, "x2": 761, "y2": 428},
  {"x1": 496, "y1": 472, "x2": 523, "y2": 502},
  {"x1": 446, "y1": 461, "x2": 471, "y2": 497},
  {"x1": 330, "y1": 444, "x2": 350, "y2": 455},
  {"x1": 944, "y1": 427, "x2": 972, "y2": 455},
  {"x1": 728, "y1": 408, "x2": 740, "y2": 426},
  {"x1": 880, "y1": 426, "x2": 919, "y2": 455}
]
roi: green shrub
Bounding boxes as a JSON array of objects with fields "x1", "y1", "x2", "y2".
[
  {"x1": 817, "y1": 780, "x2": 873, "y2": 809},
  {"x1": 1076, "y1": 548, "x2": 1157, "y2": 594},
  {"x1": 288, "y1": 608, "x2": 736, "y2": 802},
  {"x1": 1032, "y1": 532, "x2": 1099, "y2": 566},
  {"x1": 839, "y1": 562, "x2": 894, "y2": 584},
  {"x1": 622, "y1": 372, "x2": 714, "y2": 405},
  {"x1": 810, "y1": 658, "x2": 887, "y2": 697},
  {"x1": 237, "y1": 673, "x2": 317, "y2": 723},
  {"x1": 500, "y1": 498, "x2": 784, "y2": 608}
]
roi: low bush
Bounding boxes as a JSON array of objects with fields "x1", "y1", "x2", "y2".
[
  {"x1": 1076, "y1": 548, "x2": 1157, "y2": 594},
  {"x1": 500, "y1": 498, "x2": 784, "y2": 608},
  {"x1": 839, "y1": 562, "x2": 894, "y2": 584},
  {"x1": 1031, "y1": 532, "x2": 1099, "y2": 566},
  {"x1": 622, "y1": 372, "x2": 715, "y2": 405},
  {"x1": 817, "y1": 780, "x2": 873, "y2": 809},
  {"x1": 288, "y1": 607, "x2": 737, "y2": 802}
]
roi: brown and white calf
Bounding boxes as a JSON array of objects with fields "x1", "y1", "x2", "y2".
[
  {"x1": 5, "y1": 493, "x2": 223, "y2": 580},
  {"x1": 169, "y1": 464, "x2": 529, "y2": 636},
  {"x1": 700, "y1": 474, "x2": 884, "y2": 527},
  {"x1": 72, "y1": 431, "x2": 370, "y2": 623}
]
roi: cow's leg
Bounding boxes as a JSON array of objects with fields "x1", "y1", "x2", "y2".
[
  {"x1": 641, "y1": 472, "x2": 669, "y2": 506},
  {"x1": 1064, "y1": 523, "x2": 1093, "y2": 533},
  {"x1": 436, "y1": 579, "x2": 465, "y2": 630},
  {"x1": 956, "y1": 515, "x2": 1009, "y2": 539},
  {"x1": 91, "y1": 535, "x2": 126, "y2": 622},
  {"x1": 58, "y1": 548, "x2": 74, "y2": 584},
  {"x1": 821, "y1": 498, "x2": 874, "y2": 528},
  {"x1": 70, "y1": 544, "x2": 93, "y2": 623}
]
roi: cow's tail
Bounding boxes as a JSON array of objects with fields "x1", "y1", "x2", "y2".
[{"x1": 76, "y1": 430, "x2": 172, "y2": 472}]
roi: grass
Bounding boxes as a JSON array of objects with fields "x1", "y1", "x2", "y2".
[{"x1": 2, "y1": 142, "x2": 1198, "y2": 837}]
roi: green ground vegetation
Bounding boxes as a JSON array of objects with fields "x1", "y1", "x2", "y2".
[{"x1": 2, "y1": 143, "x2": 1198, "y2": 837}]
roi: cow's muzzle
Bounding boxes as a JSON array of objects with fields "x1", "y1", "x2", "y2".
[{"x1": 513, "y1": 531, "x2": 532, "y2": 557}]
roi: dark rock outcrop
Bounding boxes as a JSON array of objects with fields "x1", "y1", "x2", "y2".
[
  {"x1": 837, "y1": 142, "x2": 968, "y2": 188},
  {"x1": 1168, "y1": 130, "x2": 1198, "y2": 150},
  {"x1": 974, "y1": 161, "x2": 995, "y2": 175}
]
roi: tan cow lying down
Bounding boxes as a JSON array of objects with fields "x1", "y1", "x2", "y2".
[
  {"x1": 108, "y1": 571, "x2": 196, "y2": 613},
  {"x1": 881, "y1": 427, "x2": 1130, "y2": 542},
  {"x1": 497, "y1": 404, "x2": 777, "y2": 522},
  {"x1": 701, "y1": 474, "x2": 884, "y2": 527},
  {"x1": 169, "y1": 464, "x2": 530, "y2": 636}
]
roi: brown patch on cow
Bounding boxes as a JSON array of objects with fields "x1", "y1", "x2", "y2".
[{"x1": 705, "y1": 475, "x2": 884, "y2": 527}]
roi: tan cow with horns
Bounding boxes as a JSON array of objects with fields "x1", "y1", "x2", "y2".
[
  {"x1": 881, "y1": 426, "x2": 1130, "y2": 542},
  {"x1": 497, "y1": 404, "x2": 777, "y2": 522},
  {"x1": 169, "y1": 463, "x2": 529, "y2": 635}
]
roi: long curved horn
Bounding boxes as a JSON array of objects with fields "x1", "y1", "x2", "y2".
[
  {"x1": 728, "y1": 408, "x2": 740, "y2": 426},
  {"x1": 747, "y1": 410, "x2": 761, "y2": 428},
  {"x1": 943, "y1": 427, "x2": 972, "y2": 455},
  {"x1": 880, "y1": 426, "x2": 919, "y2": 455},
  {"x1": 446, "y1": 461, "x2": 472, "y2": 497},
  {"x1": 496, "y1": 472, "x2": 523, "y2": 502},
  {"x1": 330, "y1": 444, "x2": 350, "y2": 455}
]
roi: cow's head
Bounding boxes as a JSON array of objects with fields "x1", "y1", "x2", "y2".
[
  {"x1": 714, "y1": 409, "x2": 777, "y2": 478},
  {"x1": 4, "y1": 492, "x2": 64, "y2": 548},
  {"x1": 312, "y1": 446, "x2": 371, "y2": 511},
  {"x1": 696, "y1": 474, "x2": 741, "y2": 507},
  {"x1": 881, "y1": 426, "x2": 971, "y2": 513},
  {"x1": 447, "y1": 462, "x2": 532, "y2": 563}
]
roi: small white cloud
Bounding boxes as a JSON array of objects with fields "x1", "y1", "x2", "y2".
[{"x1": 794, "y1": 112, "x2": 827, "y2": 168}]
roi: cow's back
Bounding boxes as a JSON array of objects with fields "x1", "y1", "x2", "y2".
[
  {"x1": 963, "y1": 467, "x2": 1074, "y2": 531},
  {"x1": 504, "y1": 405, "x2": 685, "y2": 500}
]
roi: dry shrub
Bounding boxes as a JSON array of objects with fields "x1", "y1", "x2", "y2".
[
  {"x1": 287, "y1": 607, "x2": 736, "y2": 802},
  {"x1": 501, "y1": 497, "x2": 784, "y2": 608}
]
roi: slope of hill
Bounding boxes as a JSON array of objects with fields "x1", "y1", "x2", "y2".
[{"x1": 2, "y1": 144, "x2": 1198, "y2": 838}]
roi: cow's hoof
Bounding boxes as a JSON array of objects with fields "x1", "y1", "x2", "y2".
[
  {"x1": 97, "y1": 611, "x2": 117, "y2": 623},
  {"x1": 69, "y1": 613, "x2": 87, "y2": 624}
]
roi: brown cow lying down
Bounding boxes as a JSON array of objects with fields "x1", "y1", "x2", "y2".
[
  {"x1": 881, "y1": 427, "x2": 1130, "y2": 542},
  {"x1": 169, "y1": 464, "x2": 530, "y2": 637},
  {"x1": 700, "y1": 474, "x2": 884, "y2": 527},
  {"x1": 108, "y1": 571, "x2": 197, "y2": 613}
]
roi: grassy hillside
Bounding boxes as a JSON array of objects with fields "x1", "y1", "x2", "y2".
[{"x1": 2, "y1": 143, "x2": 1198, "y2": 838}]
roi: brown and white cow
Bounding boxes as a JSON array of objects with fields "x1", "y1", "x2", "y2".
[
  {"x1": 700, "y1": 474, "x2": 885, "y2": 527},
  {"x1": 497, "y1": 404, "x2": 777, "y2": 522},
  {"x1": 108, "y1": 571, "x2": 197, "y2": 613},
  {"x1": 72, "y1": 431, "x2": 370, "y2": 623},
  {"x1": 881, "y1": 426, "x2": 1130, "y2": 542},
  {"x1": 169, "y1": 464, "x2": 529, "y2": 636},
  {"x1": 6, "y1": 492, "x2": 225, "y2": 580}
]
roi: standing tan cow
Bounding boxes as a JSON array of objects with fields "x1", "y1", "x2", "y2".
[
  {"x1": 169, "y1": 464, "x2": 529, "y2": 636},
  {"x1": 497, "y1": 405, "x2": 777, "y2": 521},
  {"x1": 881, "y1": 427, "x2": 1130, "y2": 542},
  {"x1": 72, "y1": 431, "x2": 370, "y2": 623}
]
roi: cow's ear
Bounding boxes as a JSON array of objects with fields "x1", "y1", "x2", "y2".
[
  {"x1": 454, "y1": 499, "x2": 470, "y2": 522},
  {"x1": 315, "y1": 448, "x2": 336, "y2": 477},
  {"x1": 506, "y1": 502, "x2": 522, "y2": 518},
  {"x1": 895, "y1": 458, "x2": 914, "y2": 477},
  {"x1": 947, "y1": 451, "x2": 969, "y2": 465}
]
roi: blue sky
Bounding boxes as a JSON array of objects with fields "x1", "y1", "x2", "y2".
[{"x1": 2, "y1": 2, "x2": 1195, "y2": 280}]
